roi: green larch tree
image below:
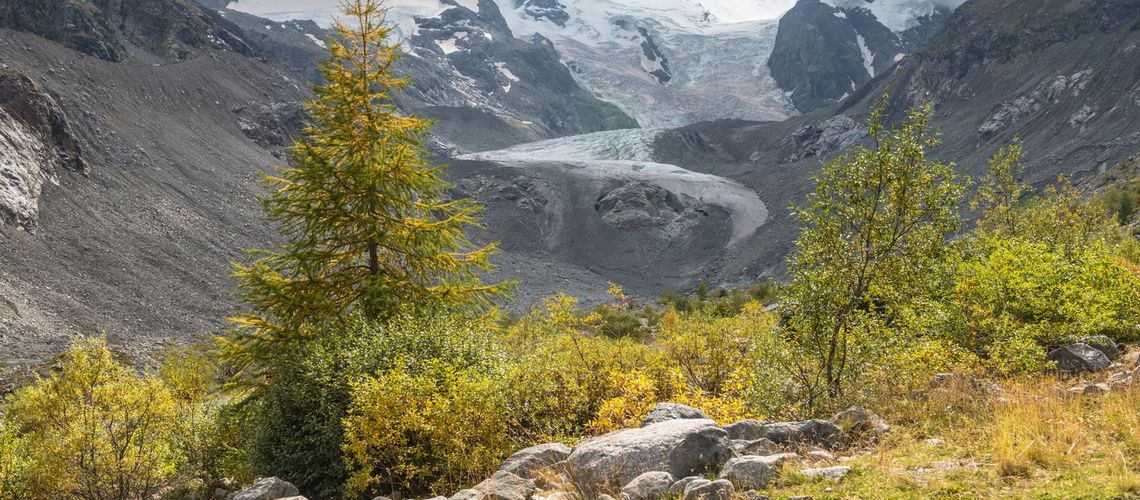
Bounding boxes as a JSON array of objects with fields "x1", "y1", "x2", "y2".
[{"x1": 227, "y1": 0, "x2": 502, "y2": 372}]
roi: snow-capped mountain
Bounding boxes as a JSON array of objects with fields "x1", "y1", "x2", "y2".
[
  {"x1": 768, "y1": 0, "x2": 965, "y2": 112},
  {"x1": 231, "y1": 0, "x2": 802, "y2": 127},
  {"x1": 228, "y1": 0, "x2": 965, "y2": 126}
]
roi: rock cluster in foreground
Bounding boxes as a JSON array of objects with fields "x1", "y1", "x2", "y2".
[{"x1": 222, "y1": 402, "x2": 885, "y2": 500}]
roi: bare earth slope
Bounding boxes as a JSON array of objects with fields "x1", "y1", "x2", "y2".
[{"x1": 0, "y1": 31, "x2": 307, "y2": 361}]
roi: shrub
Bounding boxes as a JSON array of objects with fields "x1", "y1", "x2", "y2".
[
  {"x1": 502, "y1": 321, "x2": 665, "y2": 443},
  {"x1": 158, "y1": 345, "x2": 252, "y2": 493},
  {"x1": 781, "y1": 102, "x2": 966, "y2": 410},
  {"x1": 343, "y1": 361, "x2": 511, "y2": 497},
  {"x1": 0, "y1": 420, "x2": 35, "y2": 499},
  {"x1": 242, "y1": 311, "x2": 499, "y2": 498},
  {"x1": 658, "y1": 303, "x2": 778, "y2": 396},
  {"x1": 2, "y1": 338, "x2": 183, "y2": 499},
  {"x1": 944, "y1": 235, "x2": 1140, "y2": 367}
]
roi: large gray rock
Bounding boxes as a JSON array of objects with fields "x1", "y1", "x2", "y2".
[
  {"x1": 723, "y1": 418, "x2": 843, "y2": 449},
  {"x1": 681, "y1": 479, "x2": 734, "y2": 500},
  {"x1": 800, "y1": 465, "x2": 851, "y2": 480},
  {"x1": 567, "y1": 419, "x2": 733, "y2": 495},
  {"x1": 721, "y1": 419, "x2": 768, "y2": 440},
  {"x1": 731, "y1": 438, "x2": 780, "y2": 456},
  {"x1": 760, "y1": 420, "x2": 844, "y2": 450},
  {"x1": 1108, "y1": 370, "x2": 1135, "y2": 388},
  {"x1": 473, "y1": 471, "x2": 535, "y2": 500},
  {"x1": 1048, "y1": 343, "x2": 1112, "y2": 375},
  {"x1": 226, "y1": 477, "x2": 300, "y2": 500},
  {"x1": 621, "y1": 471, "x2": 675, "y2": 500},
  {"x1": 665, "y1": 476, "x2": 702, "y2": 498},
  {"x1": 450, "y1": 489, "x2": 487, "y2": 500},
  {"x1": 641, "y1": 403, "x2": 710, "y2": 427},
  {"x1": 718, "y1": 456, "x2": 779, "y2": 490},
  {"x1": 1079, "y1": 335, "x2": 1122, "y2": 361},
  {"x1": 499, "y1": 442, "x2": 572, "y2": 479}
]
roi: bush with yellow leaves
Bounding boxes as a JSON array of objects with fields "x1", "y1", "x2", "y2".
[
  {"x1": 342, "y1": 360, "x2": 511, "y2": 498},
  {"x1": 2, "y1": 338, "x2": 184, "y2": 499}
]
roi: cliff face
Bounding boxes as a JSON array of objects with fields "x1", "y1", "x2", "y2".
[
  {"x1": 768, "y1": 0, "x2": 951, "y2": 112},
  {"x1": 0, "y1": 0, "x2": 256, "y2": 61}
]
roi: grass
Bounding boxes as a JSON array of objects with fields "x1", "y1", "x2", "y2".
[{"x1": 756, "y1": 377, "x2": 1140, "y2": 499}]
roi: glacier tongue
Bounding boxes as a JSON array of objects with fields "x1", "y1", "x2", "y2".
[{"x1": 458, "y1": 128, "x2": 769, "y2": 245}]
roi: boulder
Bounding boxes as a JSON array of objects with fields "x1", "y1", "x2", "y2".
[
  {"x1": 621, "y1": 471, "x2": 675, "y2": 500},
  {"x1": 226, "y1": 477, "x2": 300, "y2": 500},
  {"x1": 742, "y1": 491, "x2": 770, "y2": 500},
  {"x1": 1079, "y1": 335, "x2": 1122, "y2": 360},
  {"x1": 756, "y1": 420, "x2": 844, "y2": 450},
  {"x1": 806, "y1": 450, "x2": 836, "y2": 462},
  {"x1": 1108, "y1": 370, "x2": 1135, "y2": 388},
  {"x1": 568, "y1": 419, "x2": 733, "y2": 495},
  {"x1": 731, "y1": 438, "x2": 780, "y2": 456},
  {"x1": 473, "y1": 471, "x2": 536, "y2": 500},
  {"x1": 800, "y1": 466, "x2": 851, "y2": 480},
  {"x1": 665, "y1": 476, "x2": 702, "y2": 498},
  {"x1": 681, "y1": 479, "x2": 734, "y2": 500},
  {"x1": 718, "y1": 456, "x2": 778, "y2": 490},
  {"x1": 1068, "y1": 382, "x2": 1110, "y2": 396},
  {"x1": 721, "y1": 419, "x2": 768, "y2": 440},
  {"x1": 1048, "y1": 343, "x2": 1112, "y2": 375},
  {"x1": 1123, "y1": 349, "x2": 1140, "y2": 368},
  {"x1": 641, "y1": 403, "x2": 709, "y2": 427},
  {"x1": 499, "y1": 443, "x2": 572, "y2": 479},
  {"x1": 832, "y1": 407, "x2": 890, "y2": 440},
  {"x1": 450, "y1": 489, "x2": 487, "y2": 500}
]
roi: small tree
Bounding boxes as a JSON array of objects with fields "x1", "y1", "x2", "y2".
[
  {"x1": 781, "y1": 102, "x2": 966, "y2": 410},
  {"x1": 228, "y1": 0, "x2": 502, "y2": 371},
  {"x1": 973, "y1": 137, "x2": 1028, "y2": 234}
]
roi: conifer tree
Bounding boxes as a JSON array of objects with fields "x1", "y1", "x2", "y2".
[{"x1": 229, "y1": 0, "x2": 501, "y2": 363}]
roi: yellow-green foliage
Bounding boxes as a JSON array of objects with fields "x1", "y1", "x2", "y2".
[
  {"x1": 240, "y1": 310, "x2": 502, "y2": 498},
  {"x1": 343, "y1": 361, "x2": 511, "y2": 497},
  {"x1": 3, "y1": 338, "x2": 183, "y2": 499},
  {"x1": 0, "y1": 420, "x2": 35, "y2": 499},
  {"x1": 949, "y1": 236, "x2": 1140, "y2": 355},
  {"x1": 501, "y1": 295, "x2": 667, "y2": 441},
  {"x1": 658, "y1": 303, "x2": 778, "y2": 395},
  {"x1": 781, "y1": 102, "x2": 967, "y2": 411},
  {"x1": 158, "y1": 346, "x2": 252, "y2": 491}
]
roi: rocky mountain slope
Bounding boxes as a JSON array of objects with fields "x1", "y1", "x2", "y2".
[
  {"x1": 207, "y1": 0, "x2": 637, "y2": 152},
  {"x1": 232, "y1": 0, "x2": 803, "y2": 128},
  {"x1": 768, "y1": 0, "x2": 959, "y2": 112},
  {"x1": 5, "y1": 0, "x2": 1140, "y2": 363},
  {"x1": 0, "y1": 0, "x2": 632, "y2": 362},
  {"x1": 650, "y1": 0, "x2": 1140, "y2": 281}
]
